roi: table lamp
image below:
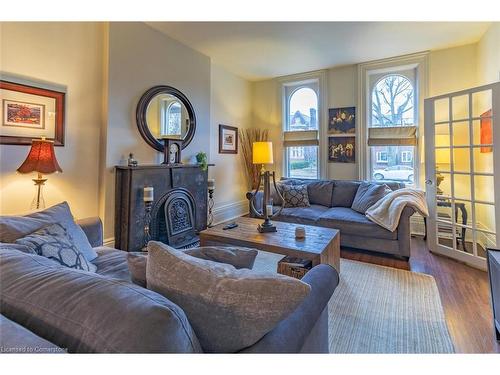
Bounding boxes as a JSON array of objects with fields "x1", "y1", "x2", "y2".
[
  {"x1": 249, "y1": 142, "x2": 283, "y2": 233},
  {"x1": 17, "y1": 138, "x2": 62, "y2": 210}
]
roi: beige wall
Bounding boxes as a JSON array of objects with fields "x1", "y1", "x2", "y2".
[
  {"x1": 209, "y1": 64, "x2": 252, "y2": 221},
  {"x1": 477, "y1": 23, "x2": 500, "y2": 85},
  {"x1": 0, "y1": 22, "x2": 105, "y2": 219},
  {"x1": 251, "y1": 44, "x2": 480, "y2": 183},
  {"x1": 102, "y1": 22, "x2": 211, "y2": 239}
]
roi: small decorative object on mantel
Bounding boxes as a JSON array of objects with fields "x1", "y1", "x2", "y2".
[
  {"x1": 277, "y1": 256, "x2": 312, "y2": 280},
  {"x1": 0, "y1": 78, "x2": 66, "y2": 146},
  {"x1": 161, "y1": 137, "x2": 182, "y2": 165},
  {"x1": 127, "y1": 153, "x2": 138, "y2": 167},
  {"x1": 143, "y1": 186, "x2": 154, "y2": 250},
  {"x1": 219, "y1": 124, "x2": 238, "y2": 154},
  {"x1": 248, "y1": 142, "x2": 284, "y2": 233},
  {"x1": 17, "y1": 137, "x2": 63, "y2": 210},
  {"x1": 196, "y1": 151, "x2": 208, "y2": 171},
  {"x1": 207, "y1": 179, "x2": 215, "y2": 227}
]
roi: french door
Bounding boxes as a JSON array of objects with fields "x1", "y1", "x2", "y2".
[{"x1": 424, "y1": 82, "x2": 500, "y2": 269}]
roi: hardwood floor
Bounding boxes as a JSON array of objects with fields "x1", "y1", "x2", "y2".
[{"x1": 341, "y1": 237, "x2": 500, "y2": 353}]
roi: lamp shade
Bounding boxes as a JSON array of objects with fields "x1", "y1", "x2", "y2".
[
  {"x1": 252, "y1": 142, "x2": 273, "y2": 165},
  {"x1": 17, "y1": 139, "x2": 62, "y2": 174}
]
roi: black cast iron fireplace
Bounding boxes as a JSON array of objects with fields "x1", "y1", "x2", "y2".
[{"x1": 150, "y1": 188, "x2": 199, "y2": 249}]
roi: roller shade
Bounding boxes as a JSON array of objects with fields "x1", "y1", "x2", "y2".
[
  {"x1": 283, "y1": 130, "x2": 319, "y2": 147},
  {"x1": 367, "y1": 126, "x2": 417, "y2": 146}
]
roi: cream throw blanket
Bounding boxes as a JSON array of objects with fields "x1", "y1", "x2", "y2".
[{"x1": 365, "y1": 188, "x2": 429, "y2": 232}]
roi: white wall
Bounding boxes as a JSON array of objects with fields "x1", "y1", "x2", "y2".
[
  {"x1": 209, "y1": 64, "x2": 252, "y2": 223},
  {"x1": 0, "y1": 22, "x2": 105, "y2": 219},
  {"x1": 102, "y1": 22, "x2": 211, "y2": 239}
]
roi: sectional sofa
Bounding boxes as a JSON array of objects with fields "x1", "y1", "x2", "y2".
[{"x1": 248, "y1": 179, "x2": 415, "y2": 258}]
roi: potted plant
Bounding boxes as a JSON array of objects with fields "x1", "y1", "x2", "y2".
[{"x1": 196, "y1": 152, "x2": 208, "y2": 171}]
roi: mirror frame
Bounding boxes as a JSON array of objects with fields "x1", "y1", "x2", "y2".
[{"x1": 136, "y1": 85, "x2": 196, "y2": 152}]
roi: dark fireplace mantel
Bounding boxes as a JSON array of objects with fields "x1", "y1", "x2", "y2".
[{"x1": 114, "y1": 164, "x2": 209, "y2": 252}]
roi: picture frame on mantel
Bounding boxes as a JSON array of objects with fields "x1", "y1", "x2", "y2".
[
  {"x1": 0, "y1": 77, "x2": 66, "y2": 146},
  {"x1": 218, "y1": 124, "x2": 238, "y2": 154}
]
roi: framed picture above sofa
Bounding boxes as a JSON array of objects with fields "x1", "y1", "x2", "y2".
[
  {"x1": 0, "y1": 78, "x2": 66, "y2": 146},
  {"x1": 328, "y1": 136, "x2": 355, "y2": 163}
]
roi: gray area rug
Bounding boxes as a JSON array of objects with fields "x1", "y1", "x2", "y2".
[{"x1": 253, "y1": 251, "x2": 455, "y2": 354}]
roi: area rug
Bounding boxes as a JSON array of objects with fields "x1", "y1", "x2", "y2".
[{"x1": 253, "y1": 251, "x2": 455, "y2": 354}]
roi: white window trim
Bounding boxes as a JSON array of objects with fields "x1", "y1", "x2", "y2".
[
  {"x1": 357, "y1": 52, "x2": 429, "y2": 187},
  {"x1": 279, "y1": 70, "x2": 328, "y2": 179}
]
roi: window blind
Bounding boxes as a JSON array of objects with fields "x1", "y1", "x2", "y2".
[
  {"x1": 283, "y1": 130, "x2": 319, "y2": 147},
  {"x1": 367, "y1": 126, "x2": 417, "y2": 146}
]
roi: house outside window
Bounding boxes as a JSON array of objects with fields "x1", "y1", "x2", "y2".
[
  {"x1": 368, "y1": 72, "x2": 418, "y2": 185},
  {"x1": 282, "y1": 81, "x2": 320, "y2": 179}
]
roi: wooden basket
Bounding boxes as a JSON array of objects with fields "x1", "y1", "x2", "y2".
[{"x1": 277, "y1": 256, "x2": 312, "y2": 279}]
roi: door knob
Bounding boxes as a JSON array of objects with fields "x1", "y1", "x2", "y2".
[{"x1": 425, "y1": 180, "x2": 433, "y2": 185}]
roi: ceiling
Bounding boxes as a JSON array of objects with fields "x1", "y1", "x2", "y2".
[{"x1": 148, "y1": 22, "x2": 491, "y2": 81}]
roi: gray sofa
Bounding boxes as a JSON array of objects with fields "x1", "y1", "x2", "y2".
[
  {"x1": 247, "y1": 179, "x2": 415, "y2": 258},
  {"x1": 0, "y1": 217, "x2": 339, "y2": 353}
]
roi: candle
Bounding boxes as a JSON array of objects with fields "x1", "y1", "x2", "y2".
[
  {"x1": 266, "y1": 204, "x2": 273, "y2": 216},
  {"x1": 295, "y1": 226, "x2": 306, "y2": 239},
  {"x1": 143, "y1": 187, "x2": 154, "y2": 202},
  {"x1": 207, "y1": 179, "x2": 215, "y2": 190}
]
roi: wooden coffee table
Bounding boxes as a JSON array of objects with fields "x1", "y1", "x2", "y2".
[{"x1": 199, "y1": 217, "x2": 340, "y2": 271}]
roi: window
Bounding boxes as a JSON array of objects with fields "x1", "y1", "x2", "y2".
[
  {"x1": 376, "y1": 151, "x2": 388, "y2": 163},
  {"x1": 283, "y1": 83, "x2": 320, "y2": 179},
  {"x1": 368, "y1": 73, "x2": 417, "y2": 185},
  {"x1": 160, "y1": 100, "x2": 182, "y2": 136},
  {"x1": 401, "y1": 150, "x2": 413, "y2": 163}
]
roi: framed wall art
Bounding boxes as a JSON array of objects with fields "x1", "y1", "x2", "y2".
[
  {"x1": 218, "y1": 124, "x2": 238, "y2": 154},
  {"x1": 328, "y1": 136, "x2": 355, "y2": 163},
  {"x1": 0, "y1": 78, "x2": 66, "y2": 146},
  {"x1": 328, "y1": 106, "x2": 356, "y2": 135}
]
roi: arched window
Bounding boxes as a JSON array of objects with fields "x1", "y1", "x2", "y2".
[
  {"x1": 283, "y1": 83, "x2": 320, "y2": 179},
  {"x1": 369, "y1": 73, "x2": 417, "y2": 184},
  {"x1": 161, "y1": 100, "x2": 181, "y2": 136},
  {"x1": 371, "y1": 75, "x2": 414, "y2": 127}
]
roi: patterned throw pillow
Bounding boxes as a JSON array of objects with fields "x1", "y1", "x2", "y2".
[
  {"x1": 15, "y1": 223, "x2": 97, "y2": 272},
  {"x1": 281, "y1": 184, "x2": 310, "y2": 208}
]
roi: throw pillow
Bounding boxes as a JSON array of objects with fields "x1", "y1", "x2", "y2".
[
  {"x1": 15, "y1": 223, "x2": 97, "y2": 272},
  {"x1": 127, "y1": 252, "x2": 148, "y2": 287},
  {"x1": 185, "y1": 246, "x2": 258, "y2": 269},
  {"x1": 281, "y1": 184, "x2": 310, "y2": 208},
  {"x1": 126, "y1": 246, "x2": 259, "y2": 288},
  {"x1": 0, "y1": 201, "x2": 98, "y2": 261},
  {"x1": 351, "y1": 182, "x2": 392, "y2": 214},
  {"x1": 146, "y1": 241, "x2": 311, "y2": 353}
]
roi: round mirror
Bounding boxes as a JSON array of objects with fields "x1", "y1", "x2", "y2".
[{"x1": 136, "y1": 86, "x2": 196, "y2": 152}]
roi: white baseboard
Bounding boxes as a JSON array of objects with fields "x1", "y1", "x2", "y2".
[{"x1": 212, "y1": 199, "x2": 249, "y2": 226}]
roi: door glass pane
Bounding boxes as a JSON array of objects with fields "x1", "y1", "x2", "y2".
[
  {"x1": 472, "y1": 118, "x2": 493, "y2": 147},
  {"x1": 473, "y1": 147, "x2": 494, "y2": 174},
  {"x1": 455, "y1": 199, "x2": 472, "y2": 228},
  {"x1": 437, "y1": 224, "x2": 455, "y2": 250},
  {"x1": 453, "y1": 148, "x2": 470, "y2": 173},
  {"x1": 434, "y1": 98, "x2": 449, "y2": 122},
  {"x1": 474, "y1": 175, "x2": 495, "y2": 203},
  {"x1": 452, "y1": 121, "x2": 470, "y2": 146},
  {"x1": 472, "y1": 89, "x2": 492, "y2": 118},
  {"x1": 436, "y1": 199, "x2": 453, "y2": 224},
  {"x1": 436, "y1": 147, "x2": 451, "y2": 171},
  {"x1": 435, "y1": 123, "x2": 450, "y2": 147},
  {"x1": 474, "y1": 232, "x2": 492, "y2": 259},
  {"x1": 475, "y1": 203, "x2": 496, "y2": 233},
  {"x1": 437, "y1": 172, "x2": 451, "y2": 197},
  {"x1": 454, "y1": 174, "x2": 471, "y2": 200},
  {"x1": 452, "y1": 95, "x2": 469, "y2": 121}
]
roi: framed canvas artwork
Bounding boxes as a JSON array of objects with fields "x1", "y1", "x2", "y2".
[
  {"x1": 0, "y1": 79, "x2": 65, "y2": 146},
  {"x1": 328, "y1": 136, "x2": 355, "y2": 163},
  {"x1": 328, "y1": 107, "x2": 356, "y2": 135},
  {"x1": 219, "y1": 124, "x2": 238, "y2": 154}
]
